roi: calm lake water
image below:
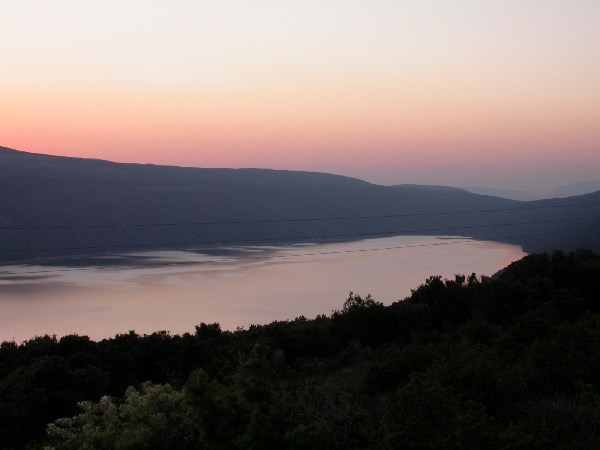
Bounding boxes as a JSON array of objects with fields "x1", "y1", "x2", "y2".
[{"x1": 0, "y1": 236, "x2": 525, "y2": 343}]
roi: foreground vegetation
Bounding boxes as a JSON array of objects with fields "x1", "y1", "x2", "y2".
[{"x1": 1, "y1": 250, "x2": 600, "y2": 449}]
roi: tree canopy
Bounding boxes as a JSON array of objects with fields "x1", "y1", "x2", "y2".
[{"x1": 1, "y1": 249, "x2": 600, "y2": 449}]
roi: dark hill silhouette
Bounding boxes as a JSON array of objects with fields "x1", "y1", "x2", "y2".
[{"x1": 1, "y1": 146, "x2": 598, "y2": 262}]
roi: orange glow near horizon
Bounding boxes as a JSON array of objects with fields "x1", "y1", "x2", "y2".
[{"x1": 2, "y1": 1, "x2": 599, "y2": 190}]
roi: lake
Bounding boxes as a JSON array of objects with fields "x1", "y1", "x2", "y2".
[{"x1": 0, "y1": 235, "x2": 525, "y2": 343}]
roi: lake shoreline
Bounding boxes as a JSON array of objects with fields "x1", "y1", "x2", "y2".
[
  {"x1": 0, "y1": 235, "x2": 525, "y2": 343},
  {"x1": 0, "y1": 233, "x2": 480, "y2": 267}
]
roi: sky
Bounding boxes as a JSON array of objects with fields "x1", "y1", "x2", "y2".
[{"x1": 2, "y1": 0, "x2": 599, "y2": 192}]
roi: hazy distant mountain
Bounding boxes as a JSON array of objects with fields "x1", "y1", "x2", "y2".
[
  {"x1": 463, "y1": 182, "x2": 600, "y2": 201},
  {"x1": 461, "y1": 186, "x2": 540, "y2": 201},
  {"x1": 392, "y1": 184, "x2": 467, "y2": 193},
  {"x1": 549, "y1": 180, "x2": 600, "y2": 198},
  {"x1": 1, "y1": 146, "x2": 599, "y2": 262}
]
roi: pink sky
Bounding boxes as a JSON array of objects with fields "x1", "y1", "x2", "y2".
[{"x1": 2, "y1": 1, "x2": 599, "y2": 191}]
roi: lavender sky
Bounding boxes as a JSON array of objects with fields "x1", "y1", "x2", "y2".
[{"x1": 2, "y1": 1, "x2": 599, "y2": 191}]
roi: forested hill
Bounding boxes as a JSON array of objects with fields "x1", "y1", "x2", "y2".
[
  {"x1": 1, "y1": 146, "x2": 599, "y2": 261},
  {"x1": 2, "y1": 250, "x2": 600, "y2": 449}
]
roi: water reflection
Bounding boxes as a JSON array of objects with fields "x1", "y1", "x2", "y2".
[{"x1": 0, "y1": 236, "x2": 525, "y2": 343}]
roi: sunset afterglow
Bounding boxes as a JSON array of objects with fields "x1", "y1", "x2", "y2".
[{"x1": 2, "y1": 0, "x2": 599, "y2": 190}]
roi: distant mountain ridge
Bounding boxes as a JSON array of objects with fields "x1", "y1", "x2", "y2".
[
  {"x1": 462, "y1": 182, "x2": 600, "y2": 201},
  {"x1": 461, "y1": 186, "x2": 540, "y2": 201},
  {"x1": 1, "y1": 146, "x2": 599, "y2": 262},
  {"x1": 550, "y1": 180, "x2": 600, "y2": 198},
  {"x1": 391, "y1": 184, "x2": 467, "y2": 193}
]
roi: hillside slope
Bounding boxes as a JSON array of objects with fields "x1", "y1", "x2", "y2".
[{"x1": 1, "y1": 146, "x2": 598, "y2": 261}]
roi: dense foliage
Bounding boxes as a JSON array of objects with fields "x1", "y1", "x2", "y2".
[{"x1": 2, "y1": 250, "x2": 600, "y2": 449}]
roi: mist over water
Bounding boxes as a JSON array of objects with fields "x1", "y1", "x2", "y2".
[{"x1": 0, "y1": 236, "x2": 525, "y2": 343}]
